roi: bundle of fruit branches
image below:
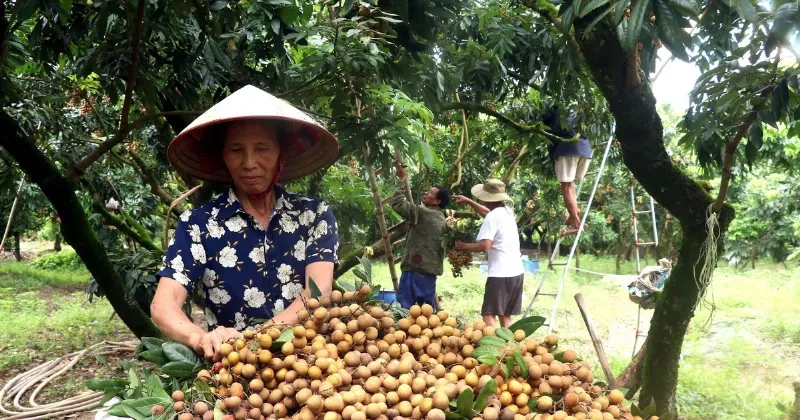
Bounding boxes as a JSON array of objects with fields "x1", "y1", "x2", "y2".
[
  {"x1": 90, "y1": 278, "x2": 662, "y2": 420},
  {"x1": 442, "y1": 217, "x2": 481, "y2": 278}
]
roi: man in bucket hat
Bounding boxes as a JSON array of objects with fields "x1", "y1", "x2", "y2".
[
  {"x1": 453, "y1": 179, "x2": 524, "y2": 328},
  {"x1": 150, "y1": 85, "x2": 340, "y2": 361}
]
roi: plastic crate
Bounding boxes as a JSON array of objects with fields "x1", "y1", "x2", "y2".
[{"x1": 376, "y1": 289, "x2": 397, "y2": 305}]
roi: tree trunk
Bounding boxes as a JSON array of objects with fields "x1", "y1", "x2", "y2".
[
  {"x1": 573, "y1": 17, "x2": 735, "y2": 415},
  {"x1": 363, "y1": 144, "x2": 399, "y2": 292},
  {"x1": 54, "y1": 233, "x2": 62, "y2": 251},
  {"x1": 13, "y1": 232, "x2": 21, "y2": 261},
  {"x1": 789, "y1": 382, "x2": 800, "y2": 420},
  {"x1": 334, "y1": 227, "x2": 406, "y2": 279},
  {"x1": 0, "y1": 110, "x2": 162, "y2": 339}
]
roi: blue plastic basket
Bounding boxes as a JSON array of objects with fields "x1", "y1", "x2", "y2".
[
  {"x1": 376, "y1": 289, "x2": 397, "y2": 304},
  {"x1": 524, "y1": 260, "x2": 540, "y2": 274}
]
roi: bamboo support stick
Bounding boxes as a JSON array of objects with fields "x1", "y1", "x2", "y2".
[
  {"x1": 574, "y1": 293, "x2": 616, "y2": 388},
  {"x1": 1, "y1": 175, "x2": 27, "y2": 251},
  {"x1": 364, "y1": 144, "x2": 399, "y2": 292}
]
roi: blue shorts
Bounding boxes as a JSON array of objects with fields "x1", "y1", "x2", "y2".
[{"x1": 397, "y1": 271, "x2": 437, "y2": 310}]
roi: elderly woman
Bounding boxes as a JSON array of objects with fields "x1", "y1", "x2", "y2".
[{"x1": 150, "y1": 85, "x2": 340, "y2": 360}]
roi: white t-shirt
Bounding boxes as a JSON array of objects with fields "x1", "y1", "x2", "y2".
[{"x1": 476, "y1": 206, "x2": 524, "y2": 278}]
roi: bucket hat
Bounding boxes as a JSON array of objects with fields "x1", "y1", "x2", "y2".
[
  {"x1": 471, "y1": 179, "x2": 512, "y2": 203},
  {"x1": 167, "y1": 85, "x2": 338, "y2": 183}
]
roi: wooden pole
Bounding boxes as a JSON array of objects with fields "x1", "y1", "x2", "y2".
[
  {"x1": 1, "y1": 175, "x2": 26, "y2": 251},
  {"x1": 163, "y1": 185, "x2": 202, "y2": 249},
  {"x1": 574, "y1": 293, "x2": 615, "y2": 388},
  {"x1": 364, "y1": 143, "x2": 399, "y2": 292}
]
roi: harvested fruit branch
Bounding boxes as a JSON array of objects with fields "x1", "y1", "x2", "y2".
[
  {"x1": 501, "y1": 144, "x2": 530, "y2": 185},
  {"x1": 450, "y1": 94, "x2": 469, "y2": 190},
  {"x1": 441, "y1": 102, "x2": 567, "y2": 141},
  {"x1": 364, "y1": 143, "x2": 399, "y2": 292}
]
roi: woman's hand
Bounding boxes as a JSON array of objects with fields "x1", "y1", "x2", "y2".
[
  {"x1": 455, "y1": 240, "x2": 466, "y2": 250},
  {"x1": 190, "y1": 326, "x2": 243, "y2": 361}
]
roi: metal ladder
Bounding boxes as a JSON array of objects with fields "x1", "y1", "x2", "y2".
[
  {"x1": 629, "y1": 177, "x2": 659, "y2": 357},
  {"x1": 522, "y1": 132, "x2": 615, "y2": 334}
]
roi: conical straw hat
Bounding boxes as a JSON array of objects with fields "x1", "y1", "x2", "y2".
[{"x1": 167, "y1": 85, "x2": 338, "y2": 183}]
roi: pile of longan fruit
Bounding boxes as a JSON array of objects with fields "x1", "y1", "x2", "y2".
[{"x1": 161, "y1": 285, "x2": 656, "y2": 420}]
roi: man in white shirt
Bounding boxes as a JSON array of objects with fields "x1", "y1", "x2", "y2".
[{"x1": 454, "y1": 179, "x2": 525, "y2": 327}]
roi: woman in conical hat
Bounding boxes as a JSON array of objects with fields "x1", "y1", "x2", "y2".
[{"x1": 151, "y1": 85, "x2": 340, "y2": 360}]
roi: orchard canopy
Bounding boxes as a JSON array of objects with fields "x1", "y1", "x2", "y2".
[{"x1": 1, "y1": 0, "x2": 800, "y2": 417}]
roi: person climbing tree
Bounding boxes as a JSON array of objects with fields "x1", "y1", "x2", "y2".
[
  {"x1": 542, "y1": 106, "x2": 594, "y2": 234},
  {"x1": 390, "y1": 163, "x2": 450, "y2": 309}
]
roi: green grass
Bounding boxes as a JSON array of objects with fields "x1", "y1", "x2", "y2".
[
  {"x1": 0, "y1": 262, "x2": 131, "y2": 373},
  {"x1": 341, "y1": 255, "x2": 800, "y2": 420}
]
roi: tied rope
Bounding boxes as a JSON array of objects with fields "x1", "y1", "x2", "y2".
[
  {"x1": 693, "y1": 205, "x2": 720, "y2": 322},
  {"x1": 0, "y1": 341, "x2": 138, "y2": 420}
]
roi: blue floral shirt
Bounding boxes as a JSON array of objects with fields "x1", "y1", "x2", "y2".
[{"x1": 157, "y1": 186, "x2": 339, "y2": 331}]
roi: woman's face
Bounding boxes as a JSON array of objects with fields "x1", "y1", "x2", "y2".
[{"x1": 222, "y1": 120, "x2": 281, "y2": 196}]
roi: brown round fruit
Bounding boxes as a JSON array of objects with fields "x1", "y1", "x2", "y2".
[
  {"x1": 178, "y1": 413, "x2": 193, "y2": 420},
  {"x1": 171, "y1": 390, "x2": 185, "y2": 401},
  {"x1": 150, "y1": 405, "x2": 165, "y2": 415},
  {"x1": 193, "y1": 401, "x2": 209, "y2": 415}
]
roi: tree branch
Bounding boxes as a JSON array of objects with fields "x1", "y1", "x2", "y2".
[
  {"x1": 92, "y1": 199, "x2": 163, "y2": 253},
  {"x1": 506, "y1": 70, "x2": 543, "y2": 92},
  {"x1": 124, "y1": 149, "x2": 185, "y2": 216},
  {"x1": 67, "y1": 111, "x2": 202, "y2": 182},
  {"x1": 712, "y1": 50, "x2": 781, "y2": 213},
  {"x1": 118, "y1": 0, "x2": 147, "y2": 132},
  {"x1": 440, "y1": 102, "x2": 574, "y2": 142}
]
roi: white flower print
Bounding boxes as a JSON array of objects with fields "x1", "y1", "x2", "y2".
[
  {"x1": 299, "y1": 210, "x2": 316, "y2": 227},
  {"x1": 211, "y1": 207, "x2": 220, "y2": 218},
  {"x1": 189, "y1": 225, "x2": 202, "y2": 243},
  {"x1": 227, "y1": 190, "x2": 237, "y2": 205},
  {"x1": 234, "y1": 312, "x2": 246, "y2": 331},
  {"x1": 173, "y1": 271, "x2": 190, "y2": 286},
  {"x1": 282, "y1": 282, "x2": 303, "y2": 301},
  {"x1": 249, "y1": 245, "x2": 265, "y2": 264},
  {"x1": 279, "y1": 215, "x2": 299, "y2": 233},
  {"x1": 218, "y1": 246, "x2": 238, "y2": 268},
  {"x1": 273, "y1": 299, "x2": 285, "y2": 313},
  {"x1": 180, "y1": 210, "x2": 191, "y2": 222},
  {"x1": 275, "y1": 197, "x2": 284, "y2": 211},
  {"x1": 205, "y1": 308, "x2": 217, "y2": 327},
  {"x1": 201, "y1": 269, "x2": 217, "y2": 288},
  {"x1": 209, "y1": 287, "x2": 231, "y2": 305},
  {"x1": 170, "y1": 255, "x2": 184, "y2": 273},
  {"x1": 293, "y1": 240, "x2": 306, "y2": 261},
  {"x1": 225, "y1": 215, "x2": 247, "y2": 233},
  {"x1": 191, "y1": 243, "x2": 206, "y2": 263},
  {"x1": 312, "y1": 220, "x2": 329, "y2": 241},
  {"x1": 277, "y1": 264, "x2": 293, "y2": 284},
  {"x1": 317, "y1": 202, "x2": 329, "y2": 215},
  {"x1": 207, "y1": 219, "x2": 225, "y2": 239},
  {"x1": 244, "y1": 287, "x2": 267, "y2": 308}
]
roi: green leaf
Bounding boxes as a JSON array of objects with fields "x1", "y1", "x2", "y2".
[
  {"x1": 500, "y1": 363, "x2": 511, "y2": 378},
  {"x1": 477, "y1": 354, "x2": 498, "y2": 366},
  {"x1": 766, "y1": 3, "x2": 799, "y2": 55},
  {"x1": 479, "y1": 336, "x2": 508, "y2": 347},
  {"x1": 445, "y1": 412, "x2": 469, "y2": 420},
  {"x1": 631, "y1": 404, "x2": 644, "y2": 416},
  {"x1": 340, "y1": 0, "x2": 357, "y2": 16},
  {"x1": 642, "y1": 402, "x2": 658, "y2": 418},
  {"x1": 666, "y1": 0, "x2": 699, "y2": 15},
  {"x1": 508, "y1": 316, "x2": 546, "y2": 337},
  {"x1": 272, "y1": 328, "x2": 295, "y2": 351},
  {"x1": 161, "y1": 361, "x2": 196, "y2": 378},
  {"x1": 505, "y1": 357, "x2": 515, "y2": 377},
  {"x1": 138, "y1": 349, "x2": 169, "y2": 366},
  {"x1": 553, "y1": 350, "x2": 567, "y2": 362},
  {"x1": 583, "y1": 5, "x2": 615, "y2": 36},
  {"x1": 194, "y1": 378, "x2": 214, "y2": 402},
  {"x1": 95, "y1": 355, "x2": 107, "y2": 364},
  {"x1": 86, "y1": 379, "x2": 128, "y2": 393},
  {"x1": 472, "y1": 345, "x2": 501, "y2": 358},
  {"x1": 144, "y1": 374, "x2": 169, "y2": 399},
  {"x1": 162, "y1": 342, "x2": 202, "y2": 365},
  {"x1": 624, "y1": 0, "x2": 651, "y2": 52},
  {"x1": 527, "y1": 397, "x2": 539, "y2": 411},
  {"x1": 456, "y1": 387, "x2": 474, "y2": 418},
  {"x1": 107, "y1": 403, "x2": 129, "y2": 417},
  {"x1": 309, "y1": 277, "x2": 323, "y2": 299},
  {"x1": 654, "y1": 0, "x2": 690, "y2": 61},
  {"x1": 614, "y1": 0, "x2": 631, "y2": 25},
  {"x1": 473, "y1": 379, "x2": 497, "y2": 412},
  {"x1": 140, "y1": 337, "x2": 165, "y2": 351},
  {"x1": 210, "y1": 0, "x2": 228, "y2": 11},
  {"x1": 578, "y1": 0, "x2": 611, "y2": 17},
  {"x1": 513, "y1": 352, "x2": 529, "y2": 379},
  {"x1": 748, "y1": 123, "x2": 763, "y2": 150},
  {"x1": 495, "y1": 327, "x2": 514, "y2": 341},
  {"x1": 271, "y1": 18, "x2": 281, "y2": 35},
  {"x1": 214, "y1": 400, "x2": 225, "y2": 420},
  {"x1": 735, "y1": 0, "x2": 758, "y2": 23},
  {"x1": 116, "y1": 398, "x2": 171, "y2": 420}
]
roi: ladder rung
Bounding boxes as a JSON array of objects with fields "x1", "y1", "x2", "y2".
[
  {"x1": 550, "y1": 262, "x2": 568, "y2": 266},
  {"x1": 636, "y1": 242, "x2": 657, "y2": 246},
  {"x1": 634, "y1": 210, "x2": 651, "y2": 214},
  {"x1": 537, "y1": 292, "x2": 557, "y2": 297}
]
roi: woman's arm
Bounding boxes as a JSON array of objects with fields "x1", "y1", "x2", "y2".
[
  {"x1": 271, "y1": 261, "x2": 334, "y2": 325},
  {"x1": 151, "y1": 278, "x2": 241, "y2": 359}
]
